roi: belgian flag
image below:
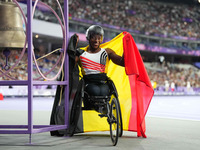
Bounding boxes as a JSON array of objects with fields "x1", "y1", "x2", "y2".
[{"x1": 50, "y1": 32, "x2": 154, "y2": 138}]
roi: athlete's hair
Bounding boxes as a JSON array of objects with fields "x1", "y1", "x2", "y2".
[{"x1": 86, "y1": 25, "x2": 104, "y2": 42}]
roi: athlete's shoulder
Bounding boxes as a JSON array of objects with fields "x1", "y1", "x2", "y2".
[
  {"x1": 76, "y1": 48, "x2": 85, "y2": 56},
  {"x1": 105, "y1": 48, "x2": 115, "y2": 55}
]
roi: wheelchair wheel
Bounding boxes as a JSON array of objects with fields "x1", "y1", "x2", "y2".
[
  {"x1": 111, "y1": 94, "x2": 123, "y2": 137},
  {"x1": 116, "y1": 97, "x2": 123, "y2": 137},
  {"x1": 109, "y1": 97, "x2": 119, "y2": 146}
]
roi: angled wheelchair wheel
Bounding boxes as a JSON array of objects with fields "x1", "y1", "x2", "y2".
[
  {"x1": 108, "y1": 79, "x2": 123, "y2": 137},
  {"x1": 116, "y1": 97, "x2": 123, "y2": 137},
  {"x1": 111, "y1": 94, "x2": 123, "y2": 137},
  {"x1": 109, "y1": 97, "x2": 119, "y2": 146}
]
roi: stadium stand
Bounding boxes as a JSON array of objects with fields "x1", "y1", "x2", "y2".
[{"x1": 1, "y1": 0, "x2": 199, "y2": 96}]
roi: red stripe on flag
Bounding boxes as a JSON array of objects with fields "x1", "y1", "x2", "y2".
[{"x1": 123, "y1": 31, "x2": 154, "y2": 138}]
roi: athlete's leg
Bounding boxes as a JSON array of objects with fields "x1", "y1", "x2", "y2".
[
  {"x1": 99, "y1": 83, "x2": 110, "y2": 96},
  {"x1": 85, "y1": 83, "x2": 101, "y2": 96}
]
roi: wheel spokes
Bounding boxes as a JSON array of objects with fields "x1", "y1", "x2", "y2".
[{"x1": 110, "y1": 98, "x2": 119, "y2": 146}]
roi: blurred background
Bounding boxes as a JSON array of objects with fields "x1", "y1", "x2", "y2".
[{"x1": 0, "y1": 0, "x2": 200, "y2": 97}]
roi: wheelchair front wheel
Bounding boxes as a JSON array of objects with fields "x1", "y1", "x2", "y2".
[
  {"x1": 109, "y1": 98, "x2": 119, "y2": 146},
  {"x1": 111, "y1": 94, "x2": 123, "y2": 137}
]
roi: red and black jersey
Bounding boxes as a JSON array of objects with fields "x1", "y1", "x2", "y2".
[{"x1": 79, "y1": 48, "x2": 109, "y2": 75}]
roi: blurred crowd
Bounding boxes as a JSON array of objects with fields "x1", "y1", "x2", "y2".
[
  {"x1": 147, "y1": 62, "x2": 200, "y2": 94},
  {"x1": 69, "y1": 0, "x2": 200, "y2": 39},
  {"x1": 36, "y1": 0, "x2": 200, "y2": 39},
  {"x1": 0, "y1": 50, "x2": 60, "y2": 81},
  {"x1": 73, "y1": 0, "x2": 200, "y2": 39},
  {"x1": 1, "y1": 50, "x2": 200, "y2": 94},
  {"x1": 1, "y1": 0, "x2": 199, "y2": 94}
]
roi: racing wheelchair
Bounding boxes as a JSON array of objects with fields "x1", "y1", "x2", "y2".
[{"x1": 69, "y1": 76, "x2": 123, "y2": 146}]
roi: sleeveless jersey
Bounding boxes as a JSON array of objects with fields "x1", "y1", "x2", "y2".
[{"x1": 79, "y1": 48, "x2": 109, "y2": 75}]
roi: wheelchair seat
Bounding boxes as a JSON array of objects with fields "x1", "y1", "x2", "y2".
[
  {"x1": 69, "y1": 76, "x2": 123, "y2": 140},
  {"x1": 81, "y1": 78, "x2": 118, "y2": 112}
]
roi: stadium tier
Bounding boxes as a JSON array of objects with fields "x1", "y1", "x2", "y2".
[{"x1": 0, "y1": 0, "x2": 199, "y2": 96}]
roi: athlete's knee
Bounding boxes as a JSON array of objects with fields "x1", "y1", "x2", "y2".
[
  {"x1": 85, "y1": 84, "x2": 101, "y2": 96},
  {"x1": 100, "y1": 84, "x2": 110, "y2": 96}
]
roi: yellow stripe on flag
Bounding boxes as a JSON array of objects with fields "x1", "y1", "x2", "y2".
[{"x1": 82, "y1": 33, "x2": 132, "y2": 132}]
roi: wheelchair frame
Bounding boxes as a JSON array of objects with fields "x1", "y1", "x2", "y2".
[{"x1": 69, "y1": 77, "x2": 123, "y2": 146}]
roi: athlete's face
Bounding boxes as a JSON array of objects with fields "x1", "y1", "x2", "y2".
[{"x1": 89, "y1": 34, "x2": 102, "y2": 50}]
